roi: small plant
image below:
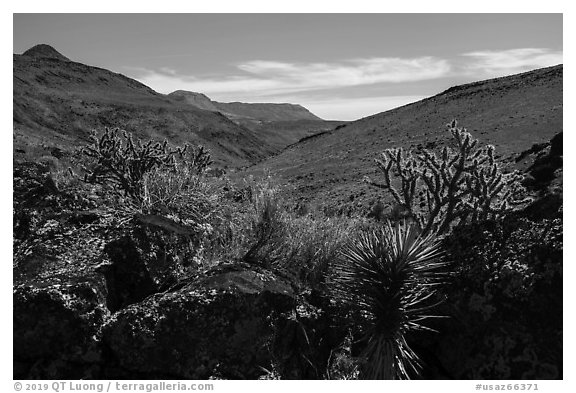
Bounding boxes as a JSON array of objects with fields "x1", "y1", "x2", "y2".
[
  {"x1": 81, "y1": 128, "x2": 212, "y2": 201},
  {"x1": 365, "y1": 120, "x2": 530, "y2": 235},
  {"x1": 332, "y1": 221, "x2": 446, "y2": 379},
  {"x1": 141, "y1": 165, "x2": 218, "y2": 221},
  {"x1": 242, "y1": 179, "x2": 286, "y2": 266},
  {"x1": 281, "y1": 214, "x2": 357, "y2": 285}
]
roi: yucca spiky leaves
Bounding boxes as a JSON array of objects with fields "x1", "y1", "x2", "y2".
[{"x1": 333, "y1": 221, "x2": 446, "y2": 379}]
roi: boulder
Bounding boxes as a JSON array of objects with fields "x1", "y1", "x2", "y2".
[
  {"x1": 13, "y1": 160, "x2": 112, "y2": 378},
  {"x1": 99, "y1": 236, "x2": 159, "y2": 312},
  {"x1": 13, "y1": 277, "x2": 109, "y2": 379},
  {"x1": 103, "y1": 265, "x2": 295, "y2": 379}
]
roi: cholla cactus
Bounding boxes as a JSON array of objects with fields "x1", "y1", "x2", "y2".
[
  {"x1": 186, "y1": 143, "x2": 213, "y2": 178},
  {"x1": 365, "y1": 120, "x2": 530, "y2": 235},
  {"x1": 82, "y1": 128, "x2": 211, "y2": 200}
]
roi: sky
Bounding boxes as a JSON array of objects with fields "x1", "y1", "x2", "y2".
[{"x1": 13, "y1": 14, "x2": 563, "y2": 120}]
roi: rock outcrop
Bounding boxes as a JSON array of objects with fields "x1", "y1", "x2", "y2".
[
  {"x1": 13, "y1": 165, "x2": 299, "y2": 380},
  {"x1": 102, "y1": 265, "x2": 294, "y2": 379}
]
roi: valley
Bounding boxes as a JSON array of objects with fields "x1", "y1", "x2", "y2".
[{"x1": 12, "y1": 41, "x2": 563, "y2": 381}]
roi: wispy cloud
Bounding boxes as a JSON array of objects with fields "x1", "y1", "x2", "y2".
[
  {"x1": 460, "y1": 48, "x2": 562, "y2": 76},
  {"x1": 132, "y1": 56, "x2": 451, "y2": 98},
  {"x1": 125, "y1": 48, "x2": 562, "y2": 120},
  {"x1": 237, "y1": 57, "x2": 451, "y2": 88}
]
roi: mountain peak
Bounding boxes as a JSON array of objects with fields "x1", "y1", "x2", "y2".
[{"x1": 22, "y1": 44, "x2": 70, "y2": 61}]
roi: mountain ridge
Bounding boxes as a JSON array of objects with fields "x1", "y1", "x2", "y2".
[
  {"x1": 13, "y1": 45, "x2": 278, "y2": 167},
  {"x1": 14, "y1": 45, "x2": 336, "y2": 165},
  {"x1": 167, "y1": 90, "x2": 338, "y2": 151},
  {"x1": 168, "y1": 90, "x2": 323, "y2": 122}
]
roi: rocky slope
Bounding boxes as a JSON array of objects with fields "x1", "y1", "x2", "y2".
[
  {"x1": 241, "y1": 65, "x2": 563, "y2": 213},
  {"x1": 13, "y1": 141, "x2": 562, "y2": 379},
  {"x1": 13, "y1": 45, "x2": 275, "y2": 168}
]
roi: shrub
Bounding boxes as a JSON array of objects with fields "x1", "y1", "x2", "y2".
[
  {"x1": 241, "y1": 178, "x2": 287, "y2": 267},
  {"x1": 81, "y1": 128, "x2": 211, "y2": 201},
  {"x1": 198, "y1": 177, "x2": 359, "y2": 287},
  {"x1": 76, "y1": 128, "x2": 220, "y2": 283},
  {"x1": 332, "y1": 221, "x2": 446, "y2": 379},
  {"x1": 365, "y1": 120, "x2": 529, "y2": 234},
  {"x1": 280, "y1": 213, "x2": 358, "y2": 285},
  {"x1": 131, "y1": 164, "x2": 223, "y2": 279},
  {"x1": 140, "y1": 164, "x2": 220, "y2": 224}
]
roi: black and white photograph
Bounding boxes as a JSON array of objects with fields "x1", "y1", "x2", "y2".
[{"x1": 9, "y1": 7, "x2": 566, "y2": 386}]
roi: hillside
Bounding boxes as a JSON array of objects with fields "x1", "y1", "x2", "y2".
[
  {"x1": 248, "y1": 119, "x2": 346, "y2": 151},
  {"x1": 13, "y1": 45, "x2": 275, "y2": 168},
  {"x1": 168, "y1": 90, "x2": 336, "y2": 150},
  {"x1": 241, "y1": 65, "x2": 563, "y2": 213}
]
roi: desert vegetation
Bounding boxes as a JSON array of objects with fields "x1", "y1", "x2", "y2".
[{"x1": 13, "y1": 121, "x2": 562, "y2": 380}]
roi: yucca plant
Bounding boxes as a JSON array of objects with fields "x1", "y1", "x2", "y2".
[{"x1": 332, "y1": 221, "x2": 447, "y2": 379}]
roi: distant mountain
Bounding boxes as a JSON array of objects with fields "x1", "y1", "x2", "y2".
[
  {"x1": 241, "y1": 65, "x2": 563, "y2": 212},
  {"x1": 168, "y1": 90, "x2": 335, "y2": 151},
  {"x1": 168, "y1": 90, "x2": 323, "y2": 122},
  {"x1": 13, "y1": 45, "x2": 275, "y2": 168},
  {"x1": 216, "y1": 101, "x2": 323, "y2": 122}
]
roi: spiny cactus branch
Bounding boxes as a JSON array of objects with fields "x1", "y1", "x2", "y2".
[
  {"x1": 81, "y1": 127, "x2": 212, "y2": 201},
  {"x1": 365, "y1": 120, "x2": 531, "y2": 235}
]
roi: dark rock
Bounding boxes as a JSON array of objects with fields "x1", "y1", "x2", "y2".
[
  {"x1": 522, "y1": 193, "x2": 562, "y2": 220},
  {"x1": 126, "y1": 213, "x2": 215, "y2": 292},
  {"x1": 103, "y1": 266, "x2": 294, "y2": 379},
  {"x1": 13, "y1": 209, "x2": 33, "y2": 240},
  {"x1": 550, "y1": 132, "x2": 562, "y2": 157},
  {"x1": 50, "y1": 147, "x2": 64, "y2": 159},
  {"x1": 13, "y1": 163, "x2": 116, "y2": 379},
  {"x1": 101, "y1": 237, "x2": 159, "y2": 313},
  {"x1": 67, "y1": 210, "x2": 102, "y2": 225},
  {"x1": 430, "y1": 216, "x2": 563, "y2": 379},
  {"x1": 515, "y1": 141, "x2": 549, "y2": 163},
  {"x1": 522, "y1": 132, "x2": 563, "y2": 192},
  {"x1": 13, "y1": 279, "x2": 109, "y2": 379},
  {"x1": 134, "y1": 213, "x2": 196, "y2": 236}
]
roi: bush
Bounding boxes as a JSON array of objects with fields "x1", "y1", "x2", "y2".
[
  {"x1": 365, "y1": 120, "x2": 530, "y2": 234},
  {"x1": 281, "y1": 214, "x2": 357, "y2": 285},
  {"x1": 242, "y1": 179, "x2": 287, "y2": 267},
  {"x1": 140, "y1": 164, "x2": 220, "y2": 226},
  {"x1": 81, "y1": 128, "x2": 211, "y2": 201},
  {"x1": 129, "y1": 165, "x2": 224, "y2": 282},
  {"x1": 195, "y1": 177, "x2": 359, "y2": 287}
]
